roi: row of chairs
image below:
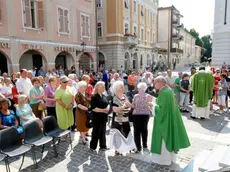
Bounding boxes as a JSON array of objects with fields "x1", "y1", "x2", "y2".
[{"x1": 0, "y1": 116, "x2": 72, "y2": 172}]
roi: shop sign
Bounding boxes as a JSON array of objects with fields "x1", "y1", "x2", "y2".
[
  {"x1": 0, "y1": 42, "x2": 10, "y2": 48},
  {"x1": 76, "y1": 48, "x2": 95, "y2": 52},
  {"x1": 54, "y1": 46, "x2": 75, "y2": 52},
  {"x1": 22, "y1": 44, "x2": 43, "y2": 50},
  {"x1": 54, "y1": 46, "x2": 95, "y2": 53}
]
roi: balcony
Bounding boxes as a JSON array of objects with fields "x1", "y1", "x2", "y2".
[
  {"x1": 123, "y1": 34, "x2": 138, "y2": 46},
  {"x1": 177, "y1": 23, "x2": 184, "y2": 28},
  {"x1": 172, "y1": 33, "x2": 180, "y2": 39},
  {"x1": 171, "y1": 48, "x2": 183, "y2": 54},
  {"x1": 172, "y1": 20, "x2": 179, "y2": 26}
]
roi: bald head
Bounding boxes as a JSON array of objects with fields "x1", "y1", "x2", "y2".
[{"x1": 155, "y1": 76, "x2": 167, "y2": 84}]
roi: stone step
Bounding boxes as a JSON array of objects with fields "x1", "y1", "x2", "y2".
[
  {"x1": 199, "y1": 145, "x2": 228, "y2": 172},
  {"x1": 219, "y1": 146, "x2": 230, "y2": 168},
  {"x1": 181, "y1": 150, "x2": 211, "y2": 172}
]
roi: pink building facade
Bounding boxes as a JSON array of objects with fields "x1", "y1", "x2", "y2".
[{"x1": 0, "y1": 0, "x2": 97, "y2": 74}]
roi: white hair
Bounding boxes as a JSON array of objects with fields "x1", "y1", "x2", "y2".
[
  {"x1": 137, "y1": 82, "x2": 148, "y2": 92},
  {"x1": 68, "y1": 74, "x2": 75, "y2": 80},
  {"x1": 77, "y1": 81, "x2": 87, "y2": 89},
  {"x1": 112, "y1": 80, "x2": 124, "y2": 94},
  {"x1": 155, "y1": 76, "x2": 167, "y2": 84},
  {"x1": 18, "y1": 94, "x2": 27, "y2": 106}
]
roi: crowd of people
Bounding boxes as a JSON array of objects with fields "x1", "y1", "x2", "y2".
[{"x1": 2, "y1": 61, "x2": 229, "y2": 166}]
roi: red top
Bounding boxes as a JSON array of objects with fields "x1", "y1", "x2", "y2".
[
  {"x1": 85, "y1": 84, "x2": 93, "y2": 98},
  {"x1": 213, "y1": 74, "x2": 220, "y2": 90},
  {"x1": 12, "y1": 86, "x2": 18, "y2": 104}
]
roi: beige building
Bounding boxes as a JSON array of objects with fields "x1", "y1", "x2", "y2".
[
  {"x1": 96, "y1": 0, "x2": 159, "y2": 71},
  {"x1": 157, "y1": 5, "x2": 201, "y2": 69}
]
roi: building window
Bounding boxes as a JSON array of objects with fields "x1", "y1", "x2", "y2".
[
  {"x1": 125, "y1": 23, "x2": 129, "y2": 34},
  {"x1": 152, "y1": 33, "x2": 155, "y2": 42},
  {"x1": 81, "y1": 14, "x2": 90, "y2": 37},
  {"x1": 22, "y1": 0, "x2": 44, "y2": 28},
  {"x1": 97, "y1": 22, "x2": 103, "y2": 37},
  {"x1": 141, "y1": 6, "x2": 144, "y2": 17},
  {"x1": 147, "y1": 10, "x2": 149, "y2": 21},
  {"x1": 133, "y1": 26, "x2": 137, "y2": 36},
  {"x1": 124, "y1": 0, "x2": 129, "y2": 9},
  {"x1": 141, "y1": 29, "x2": 144, "y2": 41},
  {"x1": 133, "y1": 1, "x2": 137, "y2": 13},
  {"x1": 57, "y1": 7, "x2": 70, "y2": 34},
  {"x1": 147, "y1": 31, "x2": 150, "y2": 42},
  {"x1": 97, "y1": 0, "x2": 102, "y2": 7}
]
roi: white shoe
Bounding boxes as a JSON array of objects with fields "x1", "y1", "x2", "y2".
[{"x1": 219, "y1": 110, "x2": 224, "y2": 114}]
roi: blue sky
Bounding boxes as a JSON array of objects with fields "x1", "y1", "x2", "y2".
[{"x1": 159, "y1": 0, "x2": 215, "y2": 37}]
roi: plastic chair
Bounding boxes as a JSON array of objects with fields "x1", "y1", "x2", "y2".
[
  {"x1": 42, "y1": 116, "x2": 72, "y2": 153},
  {"x1": 0, "y1": 127, "x2": 34, "y2": 171},
  {"x1": 23, "y1": 120, "x2": 57, "y2": 167},
  {"x1": 0, "y1": 153, "x2": 9, "y2": 172}
]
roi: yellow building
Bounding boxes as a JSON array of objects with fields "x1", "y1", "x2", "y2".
[{"x1": 97, "y1": 0, "x2": 159, "y2": 71}]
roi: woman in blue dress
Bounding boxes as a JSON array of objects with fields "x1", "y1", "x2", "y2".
[{"x1": 0, "y1": 98, "x2": 23, "y2": 135}]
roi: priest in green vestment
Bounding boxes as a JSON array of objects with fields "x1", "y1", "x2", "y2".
[
  {"x1": 191, "y1": 67, "x2": 214, "y2": 119},
  {"x1": 150, "y1": 76, "x2": 190, "y2": 166}
]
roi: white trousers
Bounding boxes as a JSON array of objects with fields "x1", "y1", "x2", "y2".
[
  {"x1": 151, "y1": 139, "x2": 177, "y2": 166},
  {"x1": 192, "y1": 100, "x2": 211, "y2": 119}
]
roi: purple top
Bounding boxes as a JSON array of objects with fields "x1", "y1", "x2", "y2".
[
  {"x1": 44, "y1": 85, "x2": 56, "y2": 107},
  {"x1": 132, "y1": 93, "x2": 152, "y2": 115}
]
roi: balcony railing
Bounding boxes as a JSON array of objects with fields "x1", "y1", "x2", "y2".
[
  {"x1": 123, "y1": 34, "x2": 138, "y2": 46},
  {"x1": 172, "y1": 20, "x2": 179, "y2": 25},
  {"x1": 172, "y1": 33, "x2": 180, "y2": 39},
  {"x1": 171, "y1": 48, "x2": 183, "y2": 54}
]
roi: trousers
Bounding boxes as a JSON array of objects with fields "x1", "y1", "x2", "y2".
[{"x1": 132, "y1": 115, "x2": 150, "y2": 150}]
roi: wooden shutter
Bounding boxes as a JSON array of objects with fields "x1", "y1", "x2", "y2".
[
  {"x1": 64, "y1": 10, "x2": 69, "y2": 33},
  {"x1": 81, "y1": 15, "x2": 85, "y2": 36},
  {"x1": 58, "y1": 8, "x2": 64, "y2": 32},
  {"x1": 24, "y1": 0, "x2": 32, "y2": 27},
  {"x1": 37, "y1": 1, "x2": 44, "y2": 28},
  {"x1": 86, "y1": 16, "x2": 89, "y2": 36}
]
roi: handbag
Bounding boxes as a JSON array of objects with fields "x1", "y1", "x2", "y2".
[{"x1": 86, "y1": 110, "x2": 93, "y2": 128}]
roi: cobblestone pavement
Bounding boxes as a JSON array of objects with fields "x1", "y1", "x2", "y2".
[{"x1": 0, "y1": 103, "x2": 230, "y2": 172}]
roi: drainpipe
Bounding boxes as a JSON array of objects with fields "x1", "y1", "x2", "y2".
[{"x1": 95, "y1": 0, "x2": 99, "y2": 72}]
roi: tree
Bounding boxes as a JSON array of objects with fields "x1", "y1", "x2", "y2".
[
  {"x1": 201, "y1": 35, "x2": 212, "y2": 60},
  {"x1": 189, "y1": 29, "x2": 203, "y2": 47}
]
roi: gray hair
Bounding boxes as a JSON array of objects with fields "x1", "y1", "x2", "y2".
[
  {"x1": 154, "y1": 76, "x2": 167, "y2": 84},
  {"x1": 68, "y1": 74, "x2": 75, "y2": 80},
  {"x1": 137, "y1": 82, "x2": 148, "y2": 92},
  {"x1": 114, "y1": 73, "x2": 119, "y2": 78},
  {"x1": 78, "y1": 81, "x2": 87, "y2": 89},
  {"x1": 18, "y1": 94, "x2": 27, "y2": 106},
  {"x1": 112, "y1": 80, "x2": 124, "y2": 94}
]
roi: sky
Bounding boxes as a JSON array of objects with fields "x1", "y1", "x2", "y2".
[{"x1": 159, "y1": 0, "x2": 215, "y2": 37}]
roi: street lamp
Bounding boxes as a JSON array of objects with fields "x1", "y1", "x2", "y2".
[{"x1": 81, "y1": 42, "x2": 86, "y2": 51}]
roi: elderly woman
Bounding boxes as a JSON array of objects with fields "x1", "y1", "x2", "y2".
[
  {"x1": 111, "y1": 81, "x2": 136, "y2": 155},
  {"x1": 132, "y1": 82, "x2": 153, "y2": 153},
  {"x1": 0, "y1": 98, "x2": 23, "y2": 135},
  {"x1": 75, "y1": 81, "x2": 91, "y2": 144},
  {"x1": 16, "y1": 94, "x2": 42, "y2": 128},
  {"x1": 141, "y1": 72, "x2": 153, "y2": 88},
  {"x1": 2, "y1": 78, "x2": 13, "y2": 99},
  {"x1": 90, "y1": 81, "x2": 110, "y2": 152},
  {"x1": 67, "y1": 79, "x2": 77, "y2": 131},
  {"x1": 44, "y1": 76, "x2": 57, "y2": 119},
  {"x1": 55, "y1": 76, "x2": 74, "y2": 130},
  {"x1": 29, "y1": 77, "x2": 45, "y2": 119}
]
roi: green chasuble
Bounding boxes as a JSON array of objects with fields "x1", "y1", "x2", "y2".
[
  {"x1": 192, "y1": 71, "x2": 214, "y2": 107},
  {"x1": 151, "y1": 86, "x2": 190, "y2": 154}
]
